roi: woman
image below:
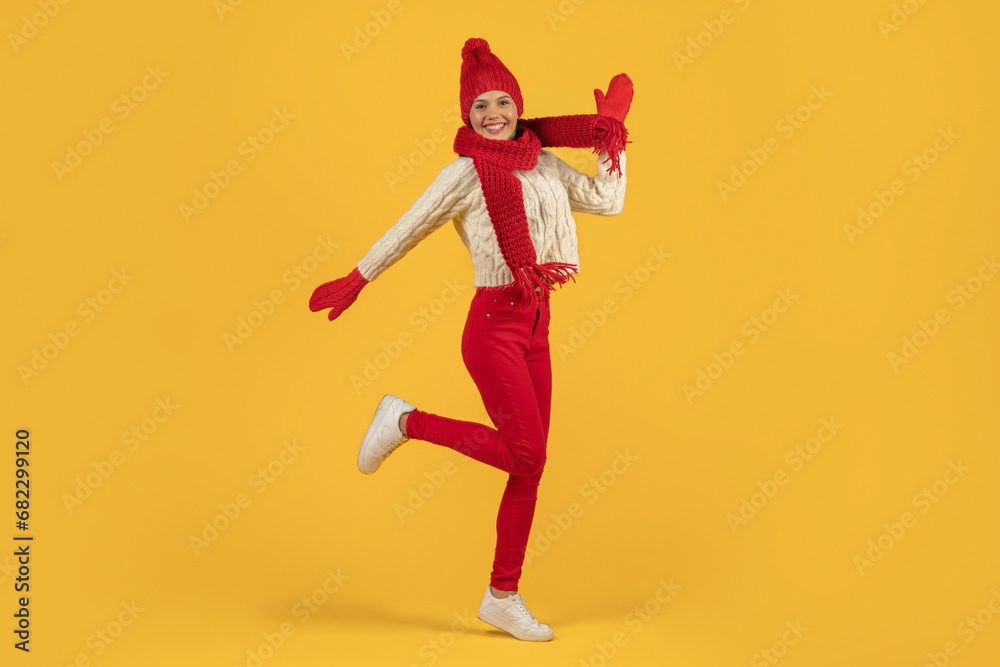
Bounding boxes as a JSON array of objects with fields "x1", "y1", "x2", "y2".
[{"x1": 310, "y1": 38, "x2": 632, "y2": 641}]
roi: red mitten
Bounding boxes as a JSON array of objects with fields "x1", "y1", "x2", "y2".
[
  {"x1": 594, "y1": 73, "x2": 634, "y2": 123},
  {"x1": 309, "y1": 267, "x2": 368, "y2": 321}
]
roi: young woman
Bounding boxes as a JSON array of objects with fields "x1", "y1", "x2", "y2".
[{"x1": 310, "y1": 38, "x2": 632, "y2": 641}]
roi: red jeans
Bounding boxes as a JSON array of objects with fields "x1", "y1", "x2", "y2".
[{"x1": 407, "y1": 284, "x2": 552, "y2": 591}]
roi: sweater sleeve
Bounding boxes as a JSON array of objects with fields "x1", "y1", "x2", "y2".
[
  {"x1": 553, "y1": 150, "x2": 627, "y2": 216},
  {"x1": 357, "y1": 158, "x2": 478, "y2": 281}
]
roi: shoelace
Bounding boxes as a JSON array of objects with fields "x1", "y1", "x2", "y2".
[
  {"x1": 510, "y1": 595, "x2": 540, "y2": 625},
  {"x1": 378, "y1": 435, "x2": 407, "y2": 461}
]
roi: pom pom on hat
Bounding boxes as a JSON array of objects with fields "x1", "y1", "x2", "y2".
[
  {"x1": 459, "y1": 38, "x2": 523, "y2": 126},
  {"x1": 461, "y1": 37, "x2": 490, "y2": 60}
]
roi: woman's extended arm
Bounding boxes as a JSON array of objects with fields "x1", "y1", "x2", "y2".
[
  {"x1": 357, "y1": 158, "x2": 477, "y2": 281},
  {"x1": 310, "y1": 158, "x2": 477, "y2": 320}
]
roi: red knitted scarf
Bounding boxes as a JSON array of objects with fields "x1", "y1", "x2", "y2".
[{"x1": 453, "y1": 114, "x2": 628, "y2": 298}]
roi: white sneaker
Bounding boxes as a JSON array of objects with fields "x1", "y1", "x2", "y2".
[
  {"x1": 477, "y1": 587, "x2": 554, "y2": 641},
  {"x1": 357, "y1": 394, "x2": 416, "y2": 474}
]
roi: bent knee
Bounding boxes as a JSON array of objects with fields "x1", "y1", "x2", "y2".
[{"x1": 512, "y1": 446, "x2": 546, "y2": 477}]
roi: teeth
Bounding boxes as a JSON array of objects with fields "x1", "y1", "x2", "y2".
[{"x1": 486, "y1": 124, "x2": 505, "y2": 130}]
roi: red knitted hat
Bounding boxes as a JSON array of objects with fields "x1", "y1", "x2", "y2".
[{"x1": 459, "y1": 38, "x2": 523, "y2": 127}]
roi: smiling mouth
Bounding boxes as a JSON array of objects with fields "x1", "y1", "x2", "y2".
[{"x1": 484, "y1": 123, "x2": 506, "y2": 134}]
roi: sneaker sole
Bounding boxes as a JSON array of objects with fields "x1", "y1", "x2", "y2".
[
  {"x1": 358, "y1": 395, "x2": 399, "y2": 475},
  {"x1": 477, "y1": 608, "x2": 554, "y2": 642}
]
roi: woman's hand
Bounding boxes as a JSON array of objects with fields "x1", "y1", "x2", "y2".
[
  {"x1": 309, "y1": 267, "x2": 368, "y2": 321},
  {"x1": 594, "y1": 73, "x2": 633, "y2": 123}
]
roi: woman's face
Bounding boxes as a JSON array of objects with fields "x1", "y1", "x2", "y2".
[{"x1": 469, "y1": 90, "x2": 518, "y2": 141}]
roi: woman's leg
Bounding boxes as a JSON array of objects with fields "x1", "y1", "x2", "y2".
[
  {"x1": 405, "y1": 287, "x2": 553, "y2": 593},
  {"x1": 402, "y1": 286, "x2": 555, "y2": 639},
  {"x1": 490, "y1": 295, "x2": 552, "y2": 592},
  {"x1": 406, "y1": 288, "x2": 547, "y2": 479}
]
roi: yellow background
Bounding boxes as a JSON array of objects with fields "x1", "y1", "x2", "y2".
[{"x1": 3, "y1": 0, "x2": 999, "y2": 665}]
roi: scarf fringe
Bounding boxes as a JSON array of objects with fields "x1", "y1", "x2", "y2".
[
  {"x1": 536, "y1": 261, "x2": 578, "y2": 284},
  {"x1": 509, "y1": 262, "x2": 578, "y2": 302},
  {"x1": 591, "y1": 115, "x2": 630, "y2": 177}
]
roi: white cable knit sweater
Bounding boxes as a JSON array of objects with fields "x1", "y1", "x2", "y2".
[{"x1": 357, "y1": 149, "x2": 627, "y2": 287}]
